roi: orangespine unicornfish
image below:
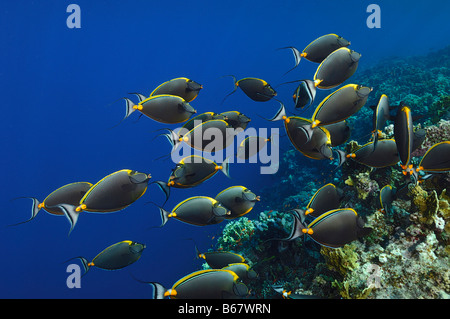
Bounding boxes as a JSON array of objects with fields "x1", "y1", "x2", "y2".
[
  {"x1": 154, "y1": 155, "x2": 231, "y2": 205},
  {"x1": 286, "y1": 208, "x2": 371, "y2": 248},
  {"x1": 161, "y1": 119, "x2": 236, "y2": 154},
  {"x1": 221, "y1": 75, "x2": 277, "y2": 104},
  {"x1": 268, "y1": 102, "x2": 333, "y2": 160},
  {"x1": 53, "y1": 169, "x2": 151, "y2": 235},
  {"x1": 394, "y1": 106, "x2": 414, "y2": 168},
  {"x1": 335, "y1": 139, "x2": 400, "y2": 168},
  {"x1": 220, "y1": 111, "x2": 251, "y2": 131},
  {"x1": 278, "y1": 34, "x2": 350, "y2": 73},
  {"x1": 122, "y1": 94, "x2": 196, "y2": 124},
  {"x1": 236, "y1": 135, "x2": 274, "y2": 160},
  {"x1": 314, "y1": 47, "x2": 361, "y2": 89},
  {"x1": 272, "y1": 284, "x2": 321, "y2": 299},
  {"x1": 147, "y1": 269, "x2": 248, "y2": 299},
  {"x1": 372, "y1": 94, "x2": 391, "y2": 148},
  {"x1": 149, "y1": 77, "x2": 203, "y2": 102},
  {"x1": 302, "y1": 34, "x2": 351, "y2": 63},
  {"x1": 416, "y1": 141, "x2": 450, "y2": 173},
  {"x1": 67, "y1": 240, "x2": 145, "y2": 276},
  {"x1": 195, "y1": 246, "x2": 246, "y2": 268},
  {"x1": 222, "y1": 263, "x2": 258, "y2": 284},
  {"x1": 303, "y1": 183, "x2": 343, "y2": 218},
  {"x1": 323, "y1": 120, "x2": 351, "y2": 147},
  {"x1": 10, "y1": 182, "x2": 93, "y2": 226},
  {"x1": 156, "y1": 196, "x2": 230, "y2": 227},
  {"x1": 311, "y1": 84, "x2": 372, "y2": 128},
  {"x1": 215, "y1": 186, "x2": 260, "y2": 219},
  {"x1": 379, "y1": 185, "x2": 395, "y2": 214},
  {"x1": 179, "y1": 112, "x2": 226, "y2": 133}
]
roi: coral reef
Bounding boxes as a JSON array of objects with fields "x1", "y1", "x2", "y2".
[{"x1": 211, "y1": 47, "x2": 450, "y2": 299}]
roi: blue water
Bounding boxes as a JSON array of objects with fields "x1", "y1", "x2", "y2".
[{"x1": 0, "y1": 0, "x2": 449, "y2": 299}]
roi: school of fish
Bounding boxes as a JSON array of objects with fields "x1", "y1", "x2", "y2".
[{"x1": 12, "y1": 34, "x2": 450, "y2": 299}]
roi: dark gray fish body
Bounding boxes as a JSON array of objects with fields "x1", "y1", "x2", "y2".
[
  {"x1": 236, "y1": 136, "x2": 270, "y2": 159},
  {"x1": 305, "y1": 183, "x2": 342, "y2": 218},
  {"x1": 198, "y1": 250, "x2": 246, "y2": 269},
  {"x1": 323, "y1": 121, "x2": 351, "y2": 147},
  {"x1": 159, "y1": 196, "x2": 229, "y2": 226},
  {"x1": 150, "y1": 269, "x2": 248, "y2": 299},
  {"x1": 81, "y1": 169, "x2": 151, "y2": 212},
  {"x1": 223, "y1": 263, "x2": 258, "y2": 283},
  {"x1": 185, "y1": 119, "x2": 236, "y2": 152},
  {"x1": 419, "y1": 141, "x2": 450, "y2": 172},
  {"x1": 306, "y1": 208, "x2": 372, "y2": 248},
  {"x1": 379, "y1": 185, "x2": 394, "y2": 214},
  {"x1": 138, "y1": 94, "x2": 196, "y2": 124},
  {"x1": 180, "y1": 112, "x2": 225, "y2": 132},
  {"x1": 349, "y1": 139, "x2": 399, "y2": 168},
  {"x1": 215, "y1": 186, "x2": 259, "y2": 219},
  {"x1": 220, "y1": 111, "x2": 251, "y2": 130},
  {"x1": 303, "y1": 34, "x2": 351, "y2": 63},
  {"x1": 311, "y1": 84, "x2": 372, "y2": 127},
  {"x1": 90, "y1": 241, "x2": 145, "y2": 270},
  {"x1": 314, "y1": 48, "x2": 361, "y2": 89},
  {"x1": 150, "y1": 77, "x2": 202, "y2": 102},
  {"x1": 394, "y1": 106, "x2": 414, "y2": 166},
  {"x1": 236, "y1": 78, "x2": 277, "y2": 101}
]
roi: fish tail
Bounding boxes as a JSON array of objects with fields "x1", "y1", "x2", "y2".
[
  {"x1": 298, "y1": 124, "x2": 313, "y2": 144},
  {"x1": 333, "y1": 149, "x2": 348, "y2": 169},
  {"x1": 52, "y1": 203, "x2": 81, "y2": 236},
  {"x1": 158, "y1": 206, "x2": 171, "y2": 227},
  {"x1": 221, "y1": 75, "x2": 238, "y2": 105},
  {"x1": 8, "y1": 197, "x2": 41, "y2": 226},
  {"x1": 152, "y1": 181, "x2": 171, "y2": 206},
  {"x1": 267, "y1": 101, "x2": 287, "y2": 122},
  {"x1": 221, "y1": 156, "x2": 232, "y2": 179},
  {"x1": 128, "y1": 92, "x2": 147, "y2": 103},
  {"x1": 148, "y1": 282, "x2": 171, "y2": 299},
  {"x1": 123, "y1": 97, "x2": 137, "y2": 120},
  {"x1": 158, "y1": 128, "x2": 182, "y2": 154}
]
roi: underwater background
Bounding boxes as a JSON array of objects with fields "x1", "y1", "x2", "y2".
[{"x1": 0, "y1": 0, "x2": 449, "y2": 299}]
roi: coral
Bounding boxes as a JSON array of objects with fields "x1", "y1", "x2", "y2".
[
  {"x1": 429, "y1": 95, "x2": 450, "y2": 124},
  {"x1": 320, "y1": 244, "x2": 359, "y2": 277},
  {"x1": 216, "y1": 217, "x2": 256, "y2": 252}
]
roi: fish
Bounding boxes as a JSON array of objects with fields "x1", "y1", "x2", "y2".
[
  {"x1": 302, "y1": 183, "x2": 343, "y2": 218},
  {"x1": 283, "y1": 208, "x2": 372, "y2": 248},
  {"x1": 278, "y1": 34, "x2": 350, "y2": 74},
  {"x1": 310, "y1": 84, "x2": 372, "y2": 128},
  {"x1": 149, "y1": 77, "x2": 203, "y2": 102},
  {"x1": 292, "y1": 79, "x2": 321, "y2": 110},
  {"x1": 336, "y1": 139, "x2": 400, "y2": 168},
  {"x1": 54, "y1": 169, "x2": 151, "y2": 234},
  {"x1": 379, "y1": 185, "x2": 394, "y2": 214},
  {"x1": 179, "y1": 112, "x2": 226, "y2": 133},
  {"x1": 196, "y1": 246, "x2": 246, "y2": 268},
  {"x1": 222, "y1": 76, "x2": 277, "y2": 103},
  {"x1": 220, "y1": 111, "x2": 251, "y2": 131},
  {"x1": 222, "y1": 263, "x2": 258, "y2": 283},
  {"x1": 162, "y1": 119, "x2": 236, "y2": 153},
  {"x1": 394, "y1": 106, "x2": 414, "y2": 168},
  {"x1": 11, "y1": 182, "x2": 93, "y2": 226},
  {"x1": 215, "y1": 186, "x2": 260, "y2": 219},
  {"x1": 416, "y1": 141, "x2": 450, "y2": 173},
  {"x1": 271, "y1": 284, "x2": 321, "y2": 299},
  {"x1": 157, "y1": 196, "x2": 230, "y2": 227},
  {"x1": 154, "y1": 155, "x2": 231, "y2": 204},
  {"x1": 236, "y1": 136, "x2": 272, "y2": 160},
  {"x1": 69, "y1": 240, "x2": 146, "y2": 276},
  {"x1": 148, "y1": 269, "x2": 248, "y2": 299},
  {"x1": 372, "y1": 94, "x2": 391, "y2": 147},
  {"x1": 269, "y1": 102, "x2": 333, "y2": 160},
  {"x1": 323, "y1": 121, "x2": 351, "y2": 147},
  {"x1": 123, "y1": 94, "x2": 196, "y2": 124},
  {"x1": 314, "y1": 47, "x2": 361, "y2": 89}
]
